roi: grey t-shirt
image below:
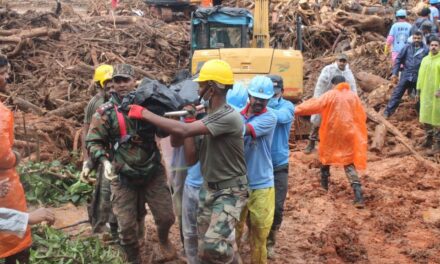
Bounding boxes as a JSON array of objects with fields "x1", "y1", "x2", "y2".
[{"x1": 200, "y1": 104, "x2": 247, "y2": 183}]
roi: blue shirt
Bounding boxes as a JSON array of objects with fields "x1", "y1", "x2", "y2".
[
  {"x1": 268, "y1": 98, "x2": 295, "y2": 168},
  {"x1": 185, "y1": 162, "x2": 203, "y2": 188},
  {"x1": 240, "y1": 105, "x2": 277, "y2": 190},
  {"x1": 388, "y1": 21, "x2": 412, "y2": 53}
]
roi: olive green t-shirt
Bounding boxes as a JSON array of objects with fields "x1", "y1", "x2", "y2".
[
  {"x1": 200, "y1": 104, "x2": 247, "y2": 183},
  {"x1": 84, "y1": 94, "x2": 105, "y2": 124}
]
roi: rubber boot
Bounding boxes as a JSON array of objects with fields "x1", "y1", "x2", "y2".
[
  {"x1": 267, "y1": 229, "x2": 278, "y2": 259},
  {"x1": 320, "y1": 167, "x2": 330, "y2": 191},
  {"x1": 304, "y1": 140, "x2": 316, "y2": 154},
  {"x1": 157, "y1": 226, "x2": 177, "y2": 262},
  {"x1": 121, "y1": 244, "x2": 141, "y2": 264},
  {"x1": 352, "y1": 183, "x2": 365, "y2": 209}
]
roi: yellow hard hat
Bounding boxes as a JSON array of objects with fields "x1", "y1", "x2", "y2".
[
  {"x1": 93, "y1": 64, "x2": 113, "y2": 88},
  {"x1": 193, "y1": 59, "x2": 234, "y2": 86}
]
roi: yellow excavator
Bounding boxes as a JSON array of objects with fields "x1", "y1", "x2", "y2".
[{"x1": 190, "y1": 3, "x2": 303, "y2": 101}]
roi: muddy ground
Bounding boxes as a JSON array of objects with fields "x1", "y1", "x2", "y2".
[{"x1": 3, "y1": 0, "x2": 440, "y2": 263}]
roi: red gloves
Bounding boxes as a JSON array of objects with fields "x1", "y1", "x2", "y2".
[{"x1": 128, "y1": 105, "x2": 145, "y2": 120}]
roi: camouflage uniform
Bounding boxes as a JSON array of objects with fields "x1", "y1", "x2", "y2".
[
  {"x1": 197, "y1": 185, "x2": 248, "y2": 264},
  {"x1": 86, "y1": 91, "x2": 175, "y2": 263},
  {"x1": 83, "y1": 93, "x2": 117, "y2": 234}
]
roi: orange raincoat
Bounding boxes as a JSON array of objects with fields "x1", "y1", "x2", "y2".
[
  {"x1": 295, "y1": 82, "x2": 368, "y2": 170},
  {"x1": 0, "y1": 102, "x2": 32, "y2": 258}
]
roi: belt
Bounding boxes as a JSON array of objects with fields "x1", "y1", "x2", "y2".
[{"x1": 207, "y1": 175, "x2": 248, "y2": 190}]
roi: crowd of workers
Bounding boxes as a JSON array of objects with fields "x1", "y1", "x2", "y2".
[{"x1": 0, "y1": 4, "x2": 439, "y2": 264}]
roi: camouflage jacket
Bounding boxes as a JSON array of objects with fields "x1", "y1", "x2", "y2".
[{"x1": 86, "y1": 95, "x2": 161, "y2": 182}]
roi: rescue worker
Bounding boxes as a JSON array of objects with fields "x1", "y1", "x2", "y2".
[
  {"x1": 265, "y1": 75, "x2": 295, "y2": 259},
  {"x1": 235, "y1": 76, "x2": 277, "y2": 264},
  {"x1": 384, "y1": 31, "x2": 429, "y2": 118},
  {"x1": 86, "y1": 64, "x2": 176, "y2": 264},
  {"x1": 428, "y1": 0, "x2": 439, "y2": 32},
  {"x1": 416, "y1": 37, "x2": 440, "y2": 154},
  {"x1": 410, "y1": 7, "x2": 431, "y2": 35},
  {"x1": 0, "y1": 55, "x2": 32, "y2": 263},
  {"x1": 127, "y1": 59, "x2": 248, "y2": 264},
  {"x1": 295, "y1": 76, "x2": 367, "y2": 208},
  {"x1": 80, "y1": 64, "x2": 119, "y2": 239},
  {"x1": 385, "y1": 9, "x2": 412, "y2": 63},
  {"x1": 304, "y1": 53, "x2": 357, "y2": 154}
]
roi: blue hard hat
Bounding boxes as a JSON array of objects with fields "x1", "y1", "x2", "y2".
[
  {"x1": 247, "y1": 76, "x2": 274, "y2": 100},
  {"x1": 227, "y1": 82, "x2": 248, "y2": 111},
  {"x1": 430, "y1": 0, "x2": 439, "y2": 4},
  {"x1": 396, "y1": 9, "x2": 407, "y2": 17}
]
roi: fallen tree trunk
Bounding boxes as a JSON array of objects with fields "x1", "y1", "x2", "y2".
[
  {"x1": 370, "y1": 124, "x2": 387, "y2": 152},
  {"x1": 366, "y1": 107, "x2": 439, "y2": 171},
  {"x1": 47, "y1": 102, "x2": 87, "y2": 118},
  {"x1": 356, "y1": 72, "x2": 389, "y2": 93},
  {"x1": 13, "y1": 97, "x2": 46, "y2": 115}
]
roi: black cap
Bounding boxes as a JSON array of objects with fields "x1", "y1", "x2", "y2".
[{"x1": 266, "y1": 74, "x2": 283, "y2": 91}]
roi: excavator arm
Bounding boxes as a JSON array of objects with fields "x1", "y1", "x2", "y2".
[{"x1": 251, "y1": 0, "x2": 270, "y2": 48}]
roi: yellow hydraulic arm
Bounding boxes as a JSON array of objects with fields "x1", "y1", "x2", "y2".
[{"x1": 251, "y1": 0, "x2": 270, "y2": 48}]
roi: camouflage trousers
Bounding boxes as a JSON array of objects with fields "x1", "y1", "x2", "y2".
[
  {"x1": 111, "y1": 165, "x2": 175, "y2": 247},
  {"x1": 321, "y1": 164, "x2": 361, "y2": 185},
  {"x1": 90, "y1": 165, "x2": 117, "y2": 233},
  {"x1": 197, "y1": 184, "x2": 248, "y2": 264}
]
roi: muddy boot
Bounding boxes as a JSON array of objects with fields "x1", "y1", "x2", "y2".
[
  {"x1": 267, "y1": 229, "x2": 278, "y2": 259},
  {"x1": 426, "y1": 141, "x2": 440, "y2": 156},
  {"x1": 304, "y1": 140, "x2": 316, "y2": 154},
  {"x1": 420, "y1": 134, "x2": 434, "y2": 149},
  {"x1": 352, "y1": 183, "x2": 365, "y2": 209},
  {"x1": 121, "y1": 244, "x2": 141, "y2": 264},
  {"x1": 320, "y1": 167, "x2": 330, "y2": 191},
  {"x1": 157, "y1": 226, "x2": 177, "y2": 261}
]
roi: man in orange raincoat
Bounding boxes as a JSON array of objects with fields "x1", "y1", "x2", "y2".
[
  {"x1": 295, "y1": 76, "x2": 367, "y2": 208},
  {"x1": 0, "y1": 54, "x2": 33, "y2": 263}
]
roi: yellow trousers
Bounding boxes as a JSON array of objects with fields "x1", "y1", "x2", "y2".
[{"x1": 236, "y1": 187, "x2": 275, "y2": 264}]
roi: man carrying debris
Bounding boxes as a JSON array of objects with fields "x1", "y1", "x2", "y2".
[
  {"x1": 0, "y1": 55, "x2": 33, "y2": 263},
  {"x1": 295, "y1": 76, "x2": 367, "y2": 208},
  {"x1": 265, "y1": 75, "x2": 295, "y2": 259},
  {"x1": 235, "y1": 76, "x2": 277, "y2": 264},
  {"x1": 86, "y1": 64, "x2": 176, "y2": 264},
  {"x1": 127, "y1": 59, "x2": 248, "y2": 264},
  {"x1": 304, "y1": 53, "x2": 357, "y2": 154},
  {"x1": 80, "y1": 64, "x2": 119, "y2": 241},
  {"x1": 385, "y1": 9, "x2": 412, "y2": 63},
  {"x1": 416, "y1": 37, "x2": 440, "y2": 154},
  {"x1": 384, "y1": 31, "x2": 429, "y2": 118}
]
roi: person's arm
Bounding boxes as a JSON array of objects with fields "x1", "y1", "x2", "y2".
[
  {"x1": 183, "y1": 137, "x2": 198, "y2": 166},
  {"x1": 86, "y1": 113, "x2": 111, "y2": 163},
  {"x1": 385, "y1": 25, "x2": 395, "y2": 52},
  {"x1": 82, "y1": 124, "x2": 90, "y2": 160},
  {"x1": 313, "y1": 67, "x2": 330, "y2": 98},
  {"x1": 244, "y1": 112, "x2": 277, "y2": 139},
  {"x1": 0, "y1": 208, "x2": 28, "y2": 237},
  {"x1": 392, "y1": 45, "x2": 407, "y2": 77},
  {"x1": 346, "y1": 69, "x2": 358, "y2": 94},
  {"x1": 0, "y1": 111, "x2": 17, "y2": 170},
  {"x1": 294, "y1": 97, "x2": 325, "y2": 116},
  {"x1": 416, "y1": 58, "x2": 427, "y2": 92},
  {"x1": 269, "y1": 102, "x2": 294, "y2": 124},
  {"x1": 128, "y1": 106, "x2": 210, "y2": 138}
]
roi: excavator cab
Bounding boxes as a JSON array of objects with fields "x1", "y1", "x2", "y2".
[{"x1": 191, "y1": 7, "x2": 253, "y2": 51}]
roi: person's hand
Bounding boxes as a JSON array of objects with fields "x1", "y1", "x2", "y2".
[
  {"x1": 128, "y1": 105, "x2": 146, "y2": 120},
  {"x1": 391, "y1": 75, "x2": 398, "y2": 85},
  {"x1": 80, "y1": 159, "x2": 94, "y2": 183},
  {"x1": 13, "y1": 150, "x2": 21, "y2": 167},
  {"x1": 0, "y1": 178, "x2": 10, "y2": 198},
  {"x1": 102, "y1": 159, "x2": 117, "y2": 181},
  {"x1": 183, "y1": 104, "x2": 197, "y2": 118},
  {"x1": 28, "y1": 208, "x2": 55, "y2": 226}
]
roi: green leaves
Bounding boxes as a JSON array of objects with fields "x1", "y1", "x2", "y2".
[
  {"x1": 30, "y1": 226, "x2": 124, "y2": 264},
  {"x1": 18, "y1": 161, "x2": 92, "y2": 206}
]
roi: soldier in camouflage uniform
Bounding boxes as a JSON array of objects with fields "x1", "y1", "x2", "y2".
[
  {"x1": 80, "y1": 64, "x2": 118, "y2": 239},
  {"x1": 127, "y1": 59, "x2": 248, "y2": 263},
  {"x1": 86, "y1": 64, "x2": 176, "y2": 264}
]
